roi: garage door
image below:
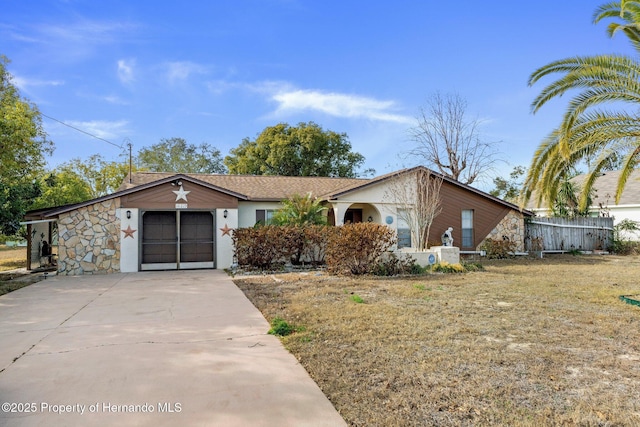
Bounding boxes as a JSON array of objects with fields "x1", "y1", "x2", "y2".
[{"x1": 141, "y1": 211, "x2": 215, "y2": 270}]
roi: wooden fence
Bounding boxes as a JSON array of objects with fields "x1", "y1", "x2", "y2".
[{"x1": 524, "y1": 217, "x2": 614, "y2": 252}]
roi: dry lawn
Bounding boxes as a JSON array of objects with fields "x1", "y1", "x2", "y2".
[
  {"x1": 0, "y1": 246, "x2": 40, "y2": 296},
  {"x1": 0, "y1": 246, "x2": 27, "y2": 272},
  {"x1": 234, "y1": 255, "x2": 640, "y2": 426}
]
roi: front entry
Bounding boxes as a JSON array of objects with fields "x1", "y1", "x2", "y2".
[
  {"x1": 344, "y1": 209, "x2": 363, "y2": 224},
  {"x1": 141, "y1": 211, "x2": 215, "y2": 270}
]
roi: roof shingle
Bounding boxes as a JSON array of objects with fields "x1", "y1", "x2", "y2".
[{"x1": 119, "y1": 172, "x2": 367, "y2": 201}]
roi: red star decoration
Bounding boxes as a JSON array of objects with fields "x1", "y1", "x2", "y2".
[
  {"x1": 122, "y1": 225, "x2": 137, "y2": 239},
  {"x1": 220, "y1": 223, "x2": 233, "y2": 236}
]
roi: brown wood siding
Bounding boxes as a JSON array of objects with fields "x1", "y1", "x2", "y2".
[
  {"x1": 121, "y1": 182, "x2": 238, "y2": 209},
  {"x1": 431, "y1": 180, "x2": 512, "y2": 249}
]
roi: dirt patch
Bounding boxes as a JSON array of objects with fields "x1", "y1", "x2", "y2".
[{"x1": 234, "y1": 254, "x2": 640, "y2": 426}]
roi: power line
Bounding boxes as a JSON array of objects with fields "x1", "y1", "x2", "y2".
[{"x1": 41, "y1": 113, "x2": 124, "y2": 149}]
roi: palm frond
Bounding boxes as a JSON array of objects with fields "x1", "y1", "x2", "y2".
[
  {"x1": 616, "y1": 147, "x2": 640, "y2": 202},
  {"x1": 594, "y1": 1, "x2": 640, "y2": 53}
]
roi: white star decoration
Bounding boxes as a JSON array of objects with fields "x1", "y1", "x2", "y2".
[{"x1": 172, "y1": 184, "x2": 190, "y2": 202}]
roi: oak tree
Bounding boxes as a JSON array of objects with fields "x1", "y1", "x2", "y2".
[
  {"x1": 225, "y1": 122, "x2": 371, "y2": 177},
  {"x1": 137, "y1": 137, "x2": 226, "y2": 174},
  {"x1": 0, "y1": 55, "x2": 53, "y2": 235}
]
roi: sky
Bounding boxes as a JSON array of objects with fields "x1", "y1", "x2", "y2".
[{"x1": 1, "y1": 0, "x2": 634, "y2": 190}]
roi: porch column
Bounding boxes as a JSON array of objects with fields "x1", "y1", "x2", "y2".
[
  {"x1": 330, "y1": 202, "x2": 352, "y2": 226},
  {"x1": 119, "y1": 208, "x2": 139, "y2": 273},
  {"x1": 216, "y1": 208, "x2": 238, "y2": 269}
]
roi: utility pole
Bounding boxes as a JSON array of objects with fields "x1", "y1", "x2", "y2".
[{"x1": 123, "y1": 138, "x2": 133, "y2": 183}]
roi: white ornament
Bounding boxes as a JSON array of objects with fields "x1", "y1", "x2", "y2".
[{"x1": 172, "y1": 184, "x2": 190, "y2": 202}]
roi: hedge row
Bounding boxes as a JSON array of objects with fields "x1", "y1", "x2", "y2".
[
  {"x1": 232, "y1": 224, "x2": 334, "y2": 269},
  {"x1": 232, "y1": 223, "x2": 396, "y2": 274}
]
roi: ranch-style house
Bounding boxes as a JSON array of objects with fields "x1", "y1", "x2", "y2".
[{"x1": 23, "y1": 166, "x2": 532, "y2": 275}]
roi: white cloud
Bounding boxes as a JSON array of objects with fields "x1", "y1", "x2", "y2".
[
  {"x1": 38, "y1": 19, "x2": 137, "y2": 45},
  {"x1": 164, "y1": 61, "x2": 209, "y2": 84},
  {"x1": 206, "y1": 79, "x2": 413, "y2": 124},
  {"x1": 117, "y1": 59, "x2": 135, "y2": 84},
  {"x1": 103, "y1": 95, "x2": 129, "y2": 105},
  {"x1": 9, "y1": 19, "x2": 139, "y2": 62},
  {"x1": 240, "y1": 82, "x2": 412, "y2": 124},
  {"x1": 65, "y1": 119, "x2": 130, "y2": 140},
  {"x1": 272, "y1": 89, "x2": 413, "y2": 124},
  {"x1": 12, "y1": 76, "x2": 64, "y2": 90}
]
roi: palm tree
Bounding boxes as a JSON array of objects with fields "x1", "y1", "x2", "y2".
[
  {"x1": 522, "y1": 1, "x2": 640, "y2": 210},
  {"x1": 272, "y1": 193, "x2": 327, "y2": 226}
]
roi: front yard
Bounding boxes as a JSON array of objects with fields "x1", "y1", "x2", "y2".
[
  {"x1": 234, "y1": 255, "x2": 640, "y2": 426},
  {"x1": 0, "y1": 246, "x2": 26, "y2": 272},
  {"x1": 0, "y1": 246, "x2": 42, "y2": 296}
]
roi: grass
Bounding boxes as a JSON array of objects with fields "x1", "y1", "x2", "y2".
[
  {"x1": 0, "y1": 246, "x2": 27, "y2": 272},
  {"x1": 349, "y1": 294, "x2": 364, "y2": 304},
  {"x1": 234, "y1": 254, "x2": 640, "y2": 426}
]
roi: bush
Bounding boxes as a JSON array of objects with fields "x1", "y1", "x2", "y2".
[
  {"x1": 479, "y1": 238, "x2": 516, "y2": 259},
  {"x1": 610, "y1": 219, "x2": 640, "y2": 255},
  {"x1": 233, "y1": 225, "x2": 336, "y2": 269},
  {"x1": 431, "y1": 261, "x2": 465, "y2": 273},
  {"x1": 234, "y1": 222, "x2": 397, "y2": 274},
  {"x1": 268, "y1": 317, "x2": 296, "y2": 336},
  {"x1": 326, "y1": 223, "x2": 396, "y2": 275},
  {"x1": 301, "y1": 225, "x2": 336, "y2": 265},
  {"x1": 462, "y1": 261, "x2": 484, "y2": 272},
  {"x1": 233, "y1": 226, "x2": 298, "y2": 269},
  {"x1": 371, "y1": 252, "x2": 420, "y2": 276},
  {"x1": 610, "y1": 240, "x2": 640, "y2": 255}
]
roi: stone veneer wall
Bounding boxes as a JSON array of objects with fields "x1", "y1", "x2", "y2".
[
  {"x1": 479, "y1": 210, "x2": 526, "y2": 252},
  {"x1": 57, "y1": 199, "x2": 121, "y2": 275}
]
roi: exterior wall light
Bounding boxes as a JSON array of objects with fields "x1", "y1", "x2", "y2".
[
  {"x1": 126, "y1": 210, "x2": 132, "y2": 219},
  {"x1": 223, "y1": 209, "x2": 228, "y2": 218}
]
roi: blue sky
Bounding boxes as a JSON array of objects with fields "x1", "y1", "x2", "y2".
[{"x1": 2, "y1": 1, "x2": 633, "y2": 189}]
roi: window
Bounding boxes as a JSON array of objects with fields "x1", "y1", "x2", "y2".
[
  {"x1": 396, "y1": 210, "x2": 411, "y2": 248},
  {"x1": 255, "y1": 209, "x2": 275, "y2": 225},
  {"x1": 461, "y1": 209, "x2": 474, "y2": 247}
]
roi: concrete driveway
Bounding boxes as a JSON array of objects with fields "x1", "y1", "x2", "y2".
[{"x1": 0, "y1": 271, "x2": 346, "y2": 427}]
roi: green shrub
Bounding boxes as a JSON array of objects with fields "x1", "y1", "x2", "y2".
[
  {"x1": 610, "y1": 219, "x2": 640, "y2": 255},
  {"x1": 268, "y1": 317, "x2": 296, "y2": 336},
  {"x1": 326, "y1": 223, "x2": 396, "y2": 275},
  {"x1": 272, "y1": 193, "x2": 327, "y2": 226},
  {"x1": 462, "y1": 261, "x2": 484, "y2": 272},
  {"x1": 610, "y1": 240, "x2": 640, "y2": 255}
]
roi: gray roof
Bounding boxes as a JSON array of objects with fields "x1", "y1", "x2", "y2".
[
  {"x1": 574, "y1": 169, "x2": 640, "y2": 206},
  {"x1": 27, "y1": 168, "x2": 531, "y2": 218},
  {"x1": 118, "y1": 172, "x2": 366, "y2": 201},
  {"x1": 527, "y1": 169, "x2": 640, "y2": 210}
]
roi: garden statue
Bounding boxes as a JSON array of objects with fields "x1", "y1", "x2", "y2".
[{"x1": 441, "y1": 227, "x2": 454, "y2": 246}]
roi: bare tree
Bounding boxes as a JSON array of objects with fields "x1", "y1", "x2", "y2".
[
  {"x1": 408, "y1": 92, "x2": 499, "y2": 185},
  {"x1": 385, "y1": 167, "x2": 443, "y2": 251}
]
